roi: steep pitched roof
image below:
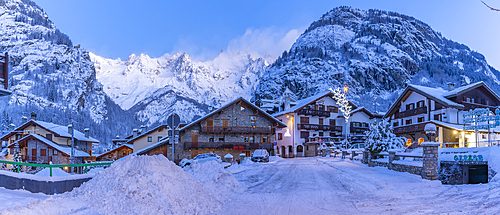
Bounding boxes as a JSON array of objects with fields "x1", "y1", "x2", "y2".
[
  {"x1": 273, "y1": 91, "x2": 358, "y2": 117},
  {"x1": 0, "y1": 120, "x2": 99, "y2": 143},
  {"x1": 180, "y1": 97, "x2": 287, "y2": 132},
  {"x1": 133, "y1": 137, "x2": 169, "y2": 155},
  {"x1": 126, "y1": 124, "x2": 169, "y2": 144},
  {"x1": 351, "y1": 107, "x2": 381, "y2": 118},
  {"x1": 96, "y1": 144, "x2": 133, "y2": 159},
  {"x1": 443, "y1": 81, "x2": 500, "y2": 102},
  {"x1": 384, "y1": 84, "x2": 466, "y2": 118},
  {"x1": 7, "y1": 134, "x2": 90, "y2": 157}
]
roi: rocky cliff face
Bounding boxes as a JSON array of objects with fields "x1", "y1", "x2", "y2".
[
  {"x1": 0, "y1": 0, "x2": 138, "y2": 148},
  {"x1": 253, "y1": 6, "x2": 500, "y2": 112}
]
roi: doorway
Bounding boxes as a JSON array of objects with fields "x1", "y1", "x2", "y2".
[
  {"x1": 469, "y1": 165, "x2": 488, "y2": 184},
  {"x1": 296, "y1": 145, "x2": 304, "y2": 157}
]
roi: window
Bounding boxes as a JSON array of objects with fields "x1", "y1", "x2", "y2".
[
  {"x1": 249, "y1": 136, "x2": 255, "y2": 143},
  {"x1": 434, "y1": 114, "x2": 441, "y2": 121},
  {"x1": 406, "y1": 103, "x2": 415, "y2": 111},
  {"x1": 405, "y1": 119, "x2": 412, "y2": 125},
  {"x1": 334, "y1": 107, "x2": 338, "y2": 113},
  {"x1": 147, "y1": 136, "x2": 152, "y2": 142},
  {"x1": 330, "y1": 133, "x2": 335, "y2": 137},
  {"x1": 240, "y1": 105, "x2": 246, "y2": 113},
  {"x1": 318, "y1": 118, "x2": 323, "y2": 125},
  {"x1": 418, "y1": 117, "x2": 424, "y2": 123},
  {"x1": 262, "y1": 136, "x2": 269, "y2": 143},
  {"x1": 54, "y1": 150, "x2": 58, "y2": 155},
  {"x1": 300, "y1": 117, "x2": 309, "y2": 124},
  {"x1": 158, "y1": 136, "x2": 162, "y2": 142},
  {"x1": 417, "y1": 101, "x2": 425, "y2": 108},
  {"x1": 244, "y1": 136, "x2": 249, "y2": 142},
  {"x1": 471, "y1": 98, "x2": 475, "y2": 103},
  {"x1": 329, "y1": 119, "x2": 336, "y2": 126},
  {"x1": 278, "y1": 133, "x2": 283, "y2": 140},
  {"x1": 300, "y1": 131, "x2": 309, "y2": 139},
  {"x1": 318, "y1": 104, "x2": 325, "y2": 111},
  {"x1": 209, "y1": 135, "x2": 214, "y2": 142},
  {"x1": 218, "y1": 135, "x2": 225, "y2": 142},
  {"x1": 318, "y1": 132, "x2": 324, "y2": 137},
  {"x1": 40, "y1": 149, "x2": 46, "y2": 156},
  {"x1": 222, "y1": 119, "x2": 229, "y2": 128},
  {"x1": 251, "y1": 120, "x2": 256, "y2": 128},
  {"x1": 393, "y1": 122, "x2": 399, "y2": 127},
  {"x1": 328, "y1": 106, "x2": 335, "y2": 112},
  {"x1": 46, "y1": 134, "x2": 52, "y2": 141},
  {"x1": 466, "y1": 97, "x2": 471, "y2": 102}
]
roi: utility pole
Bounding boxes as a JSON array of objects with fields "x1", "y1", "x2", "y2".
[{"x1": 68, "y1": 124, "x2": 74, "y2": 173}]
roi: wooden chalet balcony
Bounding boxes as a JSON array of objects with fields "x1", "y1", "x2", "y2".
[
  {"x1": 297, "y1": 123, "x2": 342, "y2": 132},
  {"x1": 298, "y1": 109, "x2": 331, "y2": 117},
  {"x1": 395, "y1": 106, "x2": 427, "y2": 119},
  {"x1": 201, "y1": 126, "x2": 273, "y2": 134},
  {"x1": 393, "y1": 123, "x2": 427, "y2": 134},
  {"x1": 183, "y1": 142, "x2": 272, "y2": 150},
  {"x1": 350, "y1": 127, "x2": 369, "y2": 133},
  {"x1": 21, "y1": 155, "x2": 52, "y2": 164}
]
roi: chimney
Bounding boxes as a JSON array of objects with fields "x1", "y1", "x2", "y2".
[
  {"x1": 448, "y1": 82, "x2": 455, "y2": 91},
  {"x1": 84, "y1": 128, "x2": 90, "y2": 138},
  {"x1": 140, "y1": 125, "x2": 146, "y2": 133},
  {"x1": 68, "y1": 124, "x2": 73, "y2": 135},
  {"x1": 21, "y1": 116, "x2": 27, "y2": 124},
  {"x1": 30, "y1": 112, "x2": 37, "y2": 120},
  {"x1": 9, "y1": 124, "x2": 15, "y2": 131},
  {"x1": 133, "y1": 129, "x2": 138, "y2": 137}
]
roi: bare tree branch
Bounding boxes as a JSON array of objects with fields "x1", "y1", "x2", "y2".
[{"x1": 482, "y1": 1, "x2": 500, "y2": 11}]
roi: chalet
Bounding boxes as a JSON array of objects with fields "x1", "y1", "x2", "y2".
[
  {"x1": 96, "y1": 144, "x2": 133, "y2": 161},
  {"x1": 272, "y1": 90, "x2": 380, "y2": 157},
  {"x1": 133, "y1": 137, "x2": 170, "y2": 156},
  {"x1": 127, "y1": 125, "x2": 169, "y2": 153},
  {"x1": 2, "y1": 113, "x2": 98, "y2": 165},
  {"x1": 384, "y1": 82, "x2": 500, "y2": 148},
  {"x1": 174, "y1": 97, "x2": 287, "y2": 162}
]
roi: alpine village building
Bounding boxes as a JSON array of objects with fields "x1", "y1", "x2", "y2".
[
  {"x1": 264, "y1": 90, "x2": 381, "y2": 158},
  {"x1": 384, "y1": 82, "x2": 500, "y2": 148},
  {"x1": 2, "y1": 114, "x2": 99, "y2": 170}
]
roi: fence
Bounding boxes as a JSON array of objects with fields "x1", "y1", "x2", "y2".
[{"x1": 0, "y1": 160, "x2": 113, "y2": 177}]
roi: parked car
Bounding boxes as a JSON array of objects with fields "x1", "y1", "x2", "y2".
[
  {"x1": 180, "y1": 153, "x2": 222, "y2": 167},
  {"x1": 251, "y1": 149, "x2": 269, "y2": 162},
  {"x1": 345, "y1": 143, "x2": 366, "y2": 153}
]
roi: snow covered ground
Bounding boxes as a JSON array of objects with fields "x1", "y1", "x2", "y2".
[{"x1": 2, "y1": 156, "x2": 500, "y2": 214}]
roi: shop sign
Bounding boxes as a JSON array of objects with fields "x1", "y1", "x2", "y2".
[
  {"x1": 453, "y1": 154, "x2": 484, "y2": 162},
  {"x1": 463, "y1": 108, "x2": 500, "y2": 130}
]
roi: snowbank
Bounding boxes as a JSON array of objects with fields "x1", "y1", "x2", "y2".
[
  {"x1": 185, "y1": 160, "x2": 245, "y2": 200},
  {"x1": 489, "y1": 147, "x2": 500, "y2": 182},
  {"x1": 6, "y1": 155, "x2": 221, "y2": 215},
  {"x1": 35, "y1": 167, "x2": 70, "y2": 177}
]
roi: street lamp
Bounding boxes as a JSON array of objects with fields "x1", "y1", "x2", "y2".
[{"x1": 424, "y1": 123, "x2": 437, "y2": 142}]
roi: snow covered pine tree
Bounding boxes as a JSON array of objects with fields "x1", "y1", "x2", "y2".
[
  {"x1": 364, "y1": 118, "x2": 406, "y2": 156},
  {"x1": 12, "y1": 142, "x2": 22, "y2": 172}
]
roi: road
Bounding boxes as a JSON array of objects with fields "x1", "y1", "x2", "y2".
[{"x1": 224, "y1": 157, "x2": 500, "y2": 215}]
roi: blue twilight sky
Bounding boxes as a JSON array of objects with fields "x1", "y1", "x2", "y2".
[{"x1": 33, "y1": 0, "x2": 500, "y2": 69}]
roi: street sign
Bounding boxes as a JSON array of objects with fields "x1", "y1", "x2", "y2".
[
  {"x1": 168, "y1": 130, "x2": 180, "y2": 136},
  {"x1": 167, "y1": 113, "x2": 181, "y2": 129},
  {"x1": 273, "y1": 142, "x2": 277, "y2": 146}
]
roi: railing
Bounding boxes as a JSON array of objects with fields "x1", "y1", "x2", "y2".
[
  {"x1": 350, "y1": 127, "x2": 369, "y2": 133},
  {"x1": 183, "y1": 142, "x2": 272, "y2": 150},
  {"x1": 393, "y1": 123, "x2": 427, "y2": 134},
  {"x1": 201, "y1": 126, "x2": 273, "y2": 134},
  {"x1": 0, "y1": 160, "x2": 113, "y2": 177},
  {"x1": 298, "y1": 109, "x2": 331, "y2": 117},
  {"x1": 395, "y1": 106, "x2": 427, "y2": 118},
  {"x1": 297, "y1": 123, "x2": 342, "y2": 132},
  {"x1": 21, "y1": 155, "x2": 52, "y2": 164}
]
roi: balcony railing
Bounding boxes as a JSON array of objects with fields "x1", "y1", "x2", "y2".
[
  {"x1": 350, "y1": 127, "x2": 369, "y2": 133},
  {"x1": 297, "y1": 123, "x2": 342, "y2": 132},
  {"x1": 298, "y1": 109, "x2": 331, "y2": 117},
  {"x1": 393, "y1": 123, "x2": 427, "y2": 134},
  {"x1": 21, "y1": 155, "x2": 52, "y2": 164},
  {"x1": 201, "y1": 126, "x2": 273, "y2": 134},
  {"x1": 395, "y1": 106, "x2": 427, "y2": 119},
  {"x1": 183, "y1": 142, "x2": 272, "y2": 150}
]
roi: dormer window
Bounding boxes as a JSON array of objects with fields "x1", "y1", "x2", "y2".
[{"x1": 240, "y1": 105, "x2": 246, "y2": 113}]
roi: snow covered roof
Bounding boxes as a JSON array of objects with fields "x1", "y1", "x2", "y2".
[
  {"x1": 96, "y1": 144, "x2": 133, "y2": 159},
  {"x1": 132, "y1": 137, "x2": 169, "y2": 156},
  {"x1": 180, "y1": 97, "x2": 287, "y2": 131},
  {"x1": 0, "y1": 120, "x2": 99, "y2": 143},
  {"x1": 350, "y1": 107, "x2": 382, "y2": 118},
  {"x1": 7, "y1": 134, "x2": 90, "y2": 157},
  {"x1": 442, "y1": 81, "x2": 500, "y2": 102},
  {"x1": 273, "y1": 91, "x2": 357, "y2": 117},
  {"x1": 126, "y1": 124, "x2": 169, "y2": 144}
]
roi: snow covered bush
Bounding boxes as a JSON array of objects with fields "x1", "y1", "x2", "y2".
[{"x1": 364, "y1": 118, "x2": 406, "y2": 155}]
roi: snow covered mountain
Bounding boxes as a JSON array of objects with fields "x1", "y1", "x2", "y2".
[
  {"x1": 0, "y1": 0, "x2": 139, "y2": 147},
  {"x1": 92, "y1": 51, "x2": 272, "y2": 125},
  {"x1": 253, "y1": 7, "x2": 500, "y2": 112}
]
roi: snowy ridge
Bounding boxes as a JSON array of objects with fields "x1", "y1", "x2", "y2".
[{"x1": 254, "y1": 6, "x2": 500, "y2": 112}]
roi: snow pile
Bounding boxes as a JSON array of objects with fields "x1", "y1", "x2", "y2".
[
  {"x1": 35, "y1": 167, "x2": 70, "y2": 177},
  {"x1": 69, "y1": 155, "x2": 219, "y2": 214},
  {"x1": 489, "y1": 147, "x2": 500, "y2": 182},
  {"x1": 185, "y1": 160, "x2": 245, "y2": 200}
]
